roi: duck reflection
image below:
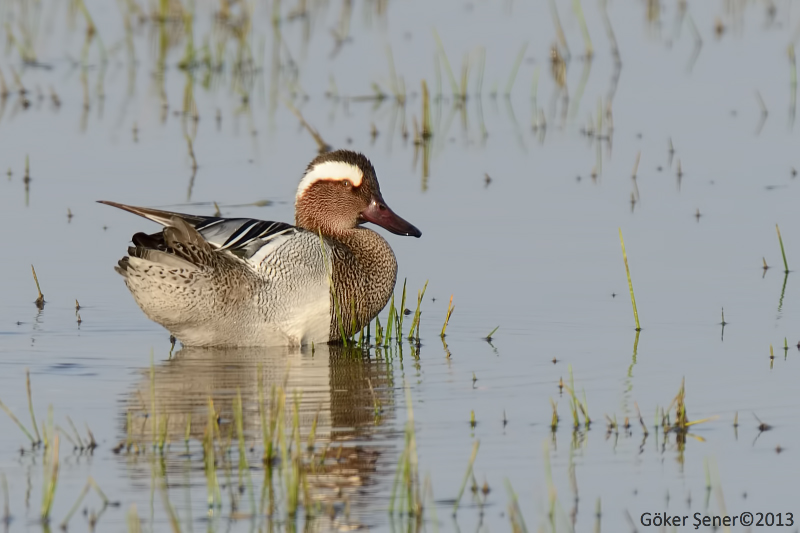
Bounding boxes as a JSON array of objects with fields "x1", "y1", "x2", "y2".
[{"x1": 119, "y1": 343, "x2": 396, "y2": 528}]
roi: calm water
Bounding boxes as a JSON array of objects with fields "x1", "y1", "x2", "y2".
[{"x1": 2, "y1": 0, "x2": 800, "y2": 531}]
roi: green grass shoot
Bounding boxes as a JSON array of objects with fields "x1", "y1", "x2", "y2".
[
  {"x1": 257, "y1": 365, "x2": 271, "y2": 464},
  {"x1": 452, "y1": 440, "x2": 480, "y2": 516},
  {"x1": 548, "y1": 0, "x2": 570, "y2": 59},
  {"x1": 390, "y1": 384, "x2": 421, "y2": 516},
  {"x1": 580, "y1": 390, "x2": 591, "y2": 427},
  {"x1": 432, "y1": 29, "x2": 458, "y2": 95},
  {"x1": 475, "y1": 47, "x2": 486, "y2": 96},
  {"x1": 350, "y1": 296, "x2": 358, "y2": 340},
  {"x1": 504, "y1": 42, "x2": 528, "y2": 96},
  {"x1": 572, "y1": 0, "x2": 593, "y2": 58},
  {"x1": 619, "y1": 229, "x2": 641, "y2": 330},
  {"x1": 776, "y1": 224, "x2": 789, "y2": 273},
  {"x1": 398, "y1": 279, "x2": 407, "y2": 338},
  {"x1": 0, "y1": 397, "x2": 36, "y2": 444},
  {"x1": 374, "y1": 316, "x2": 383, "y2": 345},
  {"x1": 459, "y1": 53, "x2": 469, "y2": 101},
  {"x1": 505, "y1": 479, "x2": 528, "y2": 532},
  {"x1": 65, "y1": 415, "x2": 84, "y2": 449},
  {"x1": 421, "y1": 80, "x2": 432, "y2": 138},
  {"x1": 60, "y1": 477, "x2": 109, "y2": 529},
  {"x1": 440, "y1": 295, "x2": 454, "y2": 337},
  {"x1": 384, "y1": 293, "x2": 395, "y2": 347},
  {"x1": 31, "y1": 264, "x2": 44, "y2": 307},
  {"x1": 25, "y1": 370, "x2": 40, "y2": 444},
  {"x1": 407, "y1": 280, "x2": 428, "y2": 341},
  {"x1": 204, "y1": 397, "x2": 222, "y2": 510},
  {"x1": 40, "y1": 434, "x2": 59, "y2": 522},
  {"x1": 286, "y1": 393, "x2": 303, "y2": 517}
]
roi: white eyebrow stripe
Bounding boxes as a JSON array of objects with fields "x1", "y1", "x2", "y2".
[{"x1": 295, "y1": 161, "x2": 364, "y2": 202}]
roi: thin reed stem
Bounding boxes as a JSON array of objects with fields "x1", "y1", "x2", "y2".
[
  {"x1": 31, "y1": 265, "x2": 44, "y2": 306},
  {"x1": 619, "y1": 229, "x2": 641, "y2": 330},
  {"x1": 24, "y1": 370, "x2": 41, "y2": 445},
  {"x1": 440, "y1": 295, "x2": 454, "y2": 337},
  {"x1": 0, "y1": 399, "x2": 35, "y2": 444},
  {"x1": 452, "y1": 440, "x2": 480, "y2": 515},
  {"x1": 505, "y1": 42, "x2": 528, "y2": 96},
  {"x1": 40, "y1": 434, "x2": 60, "y2": 521},
  {"x1": 777, "y1": 224, "x2": 790, "y2": 273}
]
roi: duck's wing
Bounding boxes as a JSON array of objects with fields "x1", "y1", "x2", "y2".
[{"x1": 99, "y1": 201, "x2": 297, "y2": 260}]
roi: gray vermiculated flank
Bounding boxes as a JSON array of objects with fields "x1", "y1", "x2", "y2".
[{"x1": 121, "y1": 217, "x2": 332, "y2": 346}]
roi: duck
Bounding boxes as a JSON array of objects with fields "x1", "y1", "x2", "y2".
[{"x1": 99, "y1": 150, "x2": 421, "y2": 347}]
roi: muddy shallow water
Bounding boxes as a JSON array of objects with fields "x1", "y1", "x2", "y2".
[{"x1": 2, "y1": 0, "x2": 800, "y2": 531}]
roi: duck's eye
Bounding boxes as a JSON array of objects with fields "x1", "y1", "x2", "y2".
[{"x1": 342, "y1": 179, "x2": 351, "y2": 188}]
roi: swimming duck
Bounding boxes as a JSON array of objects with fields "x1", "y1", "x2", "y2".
[{"x1": 100, "y1": 150, "x2": 421, "y2": 347}]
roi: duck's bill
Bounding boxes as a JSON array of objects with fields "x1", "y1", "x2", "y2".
[{"x1": 360, "y1": 199, "x2": 422, "y2": 238}]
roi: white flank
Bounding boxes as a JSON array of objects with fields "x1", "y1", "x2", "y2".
[
  {"x1": 246, "y1": 232, "x2": 333, "y2": 346},
  {"x1": 278, "y1": 240, "x2": 333, "y2": 346},
  {"x1": 293, "y1": 281, "x2": 331, "y2": 345},
  {"x1": 295, "y1": 160, "x2": 363, "y2": 202}
]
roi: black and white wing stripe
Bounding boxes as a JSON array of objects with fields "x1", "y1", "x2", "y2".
[{"x1": 196, "y1": 218, "x2": 296, "y2": 258}]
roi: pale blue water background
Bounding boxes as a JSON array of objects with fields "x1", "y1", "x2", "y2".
[{"x1": 1, "y1": 0, "x2": 800, "y2": 531}]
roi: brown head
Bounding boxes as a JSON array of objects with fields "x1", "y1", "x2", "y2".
[{"x1": 294, "y1": 150, "x2": 422, "y2": 239}]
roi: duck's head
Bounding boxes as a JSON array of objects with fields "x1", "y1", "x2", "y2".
[{"x1": 295, "y1": 150, "x2": 422, "y2": 239}]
